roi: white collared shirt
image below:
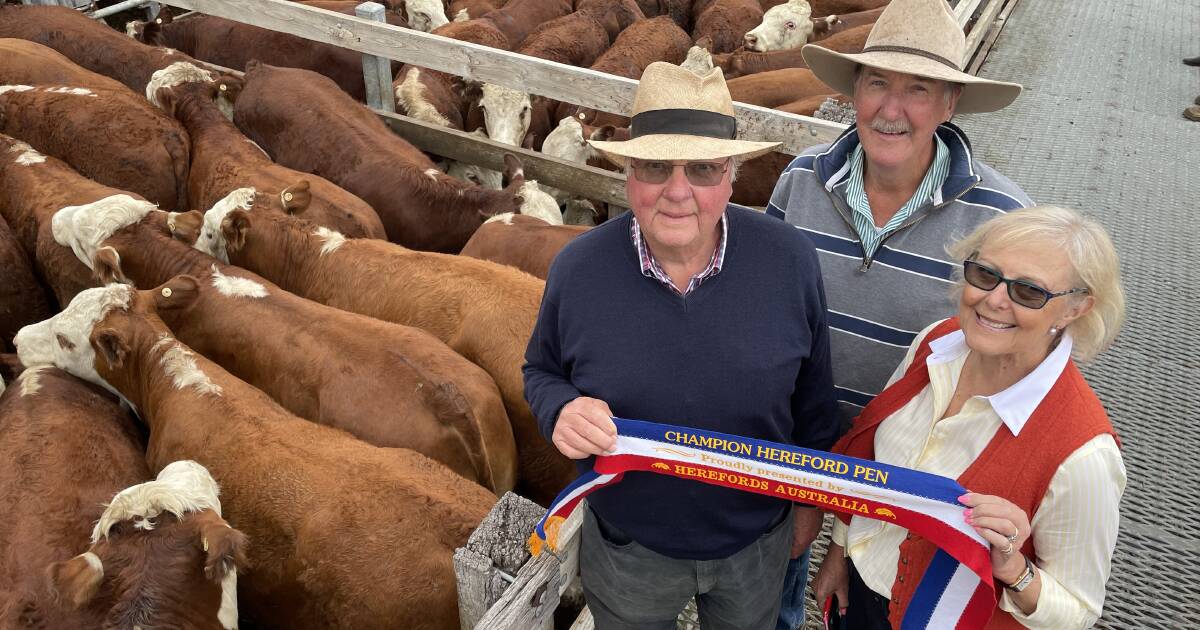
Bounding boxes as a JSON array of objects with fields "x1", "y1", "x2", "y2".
[{"x1": 832, "y1": 320, "x2": 1126, "y2": 629}]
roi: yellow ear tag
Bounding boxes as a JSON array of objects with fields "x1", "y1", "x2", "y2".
[
  {"x1": 155, "y1": 18, "x2": 162, "y2": 24},
  {"x1": 219, "y1": 84, "x2": 228, "y2": 92},
  {"x1": 202, "y1": 537, "x2": 209, "y2": 552},
  {"x1": 161, "y1": 287, "x2": 173, "y2": 298},
  {"x1": 283, "y1": 192, "x2": 294, "y2": 202}
]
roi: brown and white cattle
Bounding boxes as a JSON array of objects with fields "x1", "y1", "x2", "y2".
[
  {"x1": 156, "y1": 78, "x2": 387, "y2": 239},
  {"x1": 460, "y1": 213, "x2": 588, "y2": 279},
  {"x1": 0, "y1": 5, "x2": 216, "y2": 102},
  {"x1": 809, "y1": 6, "x2": 884, "y2": 39},
  {"x1": 559, "y1": 15, "x2": 692, "y2": 128},
  {"x1": 45, "y1": 461, "x2": 247, "y2": 630},
  {"x1": 540, "y1": 117, "x2": 599, "y2": 205},
  {"x1": 726, "y1": 66, "x2": 833, "y2": 108},
  {"x1": 131, "y1": 9, "x2": 393, "y2": 101},
  {"x1": 0, "y1": 84, "x2": 190, "y2": 212},
  {"x1": 0, "y1": 39, "x2": 130, "y2": 92},
  {"x1": 400, "y1": 0, "x2": 451, "y2": 31},
  {"x1": 192, "y1": 198, "x2": 573, "y2": 506},
  {"x1": 692, "y1": 0, "x2": 765, "y2": 54},
  {"x1": 16, "y1": 283, "x2": 496, "y2": 629},
  {"x1": 1, "y1": 368, "x2": 241, "y2": 629},
  {"x1": 0, "y1": 133, "x2": 127, "y2": 305},
  {"x1": 448, "y1": 0, "x2": 509, "y2": 21},
  {"x1": 0, "y1": 213, "x2": 52, "y2": 348},
  {"x1": 743, "y1": 0, "x2": 815, "y2": 51},
  {"x1": 233, "y1": 62, "x2": 559, "y2": 251},
  {"x1": 810, "y1": 0, "x2": 889, "y2": 17},
  {"x1": 48, "y1": 193, "x2": 515, "y2": 494}
]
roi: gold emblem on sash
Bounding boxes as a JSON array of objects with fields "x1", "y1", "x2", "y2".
[{"x1": 875, "y1": 508, "x2": 898, "y2": 519}]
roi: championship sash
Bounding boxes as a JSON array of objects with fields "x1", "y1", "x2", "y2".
[{"x1": 529, "y1": 418, "x2": 997, "y2": 630}]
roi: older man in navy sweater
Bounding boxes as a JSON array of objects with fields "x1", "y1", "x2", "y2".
[{"x1": 523, "y1": 62, "x2": 838, "y2": 630}]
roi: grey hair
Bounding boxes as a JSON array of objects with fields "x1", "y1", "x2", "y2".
[
  {"x1": 851, "y1": 64, "x2": 964, "y2": 107},
  {"x1": 946, "y1": 205, "x2": 1125, "y2": 362}
]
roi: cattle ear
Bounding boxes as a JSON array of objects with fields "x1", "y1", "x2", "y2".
[
  {"x1": 93, "y1": 246, "x2": 130, "y2": 285},
  {"x1": 592, "y1": 125, "x2": 617, "y2": 142},
  {"x1": 195, "y1": 510, "x2": 249, "y2": 582},
  {"x1": 456, "y1": 78, "x2": 483, "y2": 103},
  {"x1": 695, "y1": 36, "x2": 714, "y2": 52},
  {"x1": 47, "y1": 552, "x2": 104, "y2": 608},
  {"x1": 167, "y1": 210, "x2": 205, "y2": 244},
  {"x1": 502, "y1": 153, "x2": 524, "y2": 183},
  {"x1": 155, "y1": 6, "x2": 174, "y2": 24},
  {"x1": 221, "y1": 210, "x2": 251, "y2": 254},
  {"x1": 214, "y1": 74, "x2": 244, "y2": 104},
  {"x1": 155, "y1": 86, "x2": 178, "y2": 115},
  {"x1": 280, "y1": 180, "x2": 312, "y2": 215},
  {"x1": 91, "y1": 328, "x2": 129, "y2": 371},
  {"x1": 153, "y1": 275, "x2": 201, "y2": 312}
]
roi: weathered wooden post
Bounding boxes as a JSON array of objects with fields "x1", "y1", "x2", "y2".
[{"x1": 355, "y1": 1, "x2": 396, "y2": 113}]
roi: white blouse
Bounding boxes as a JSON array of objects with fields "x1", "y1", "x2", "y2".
[{"x1": 831, "y1": 321, "x2": 1126, "y2": 629}]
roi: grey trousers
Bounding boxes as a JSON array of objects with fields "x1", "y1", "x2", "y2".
[{"x1": 580, "y1": 507, "x2": 794, "y2": 630}]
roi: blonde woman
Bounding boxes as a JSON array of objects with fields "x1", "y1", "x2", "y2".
[{"x1": 814, "y1": 205, "x2": 1127, "y2": 629}]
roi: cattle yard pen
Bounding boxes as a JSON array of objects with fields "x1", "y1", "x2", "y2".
[{"x1": 89, "y1": 0, "x2": 1018, "y2": 627}]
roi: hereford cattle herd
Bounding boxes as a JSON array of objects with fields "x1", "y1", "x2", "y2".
[{"x1": 0, "y1": 0, "x2": 909, "y2": 627}]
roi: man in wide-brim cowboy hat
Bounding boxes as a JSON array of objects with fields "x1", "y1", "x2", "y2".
[
  {"x1": 764, "y1": 0, "x2": 1033, "y2": 627},
  {"x1": 523, "y1": 61, "x2": 838, "y2": 629}
]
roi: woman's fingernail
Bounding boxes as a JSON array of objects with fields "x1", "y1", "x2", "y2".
[
  {"x1": 964, "y1": 509, "x2": 973, "y2": 518},
  {"x1": 959, "y1": 494, "x2": 969, "y2": 502}
]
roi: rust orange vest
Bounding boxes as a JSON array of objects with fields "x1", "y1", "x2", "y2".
[{"x1": 833, "y1": 318, "x2": 1119, "y2": 629}]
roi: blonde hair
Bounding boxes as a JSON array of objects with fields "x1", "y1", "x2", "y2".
[{"x1": 947, "y1": 205, "x2": 1125, "y2": 362}]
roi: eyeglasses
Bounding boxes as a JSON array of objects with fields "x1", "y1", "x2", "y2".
[
  {"x1": 963, "y1": 260, "x2": 1088, "y2": 310},
  {"x1": 628, "y1": 159, "x2": 730, "y2": 186}
]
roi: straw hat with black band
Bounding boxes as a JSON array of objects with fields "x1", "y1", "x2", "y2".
[
  {"x1": 589, "y1": 62, "x2": 780, "y2": 165},
  {"x1": 801, "y1": 0, "x2": 1022, "y2": 114}
]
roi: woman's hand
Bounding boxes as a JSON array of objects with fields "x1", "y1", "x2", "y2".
[
  {"x1": 552, "y1": 397, "x2": 617, "y2": 459},
  {"x1": 960, "y1": 492, "x2": 1032, "y2": 583},
  {"x1": 813, "y1": 543, "x2": 849, "y2": 617}
]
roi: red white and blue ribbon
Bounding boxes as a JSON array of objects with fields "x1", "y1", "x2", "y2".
[{"x1": 529, "y1": 418, "x2": 996, "y2": 630}]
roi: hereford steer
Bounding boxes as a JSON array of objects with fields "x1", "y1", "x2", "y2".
[
  {"x1": 809, "y1": 6, "x2": 884, "y2": 40},
  {"x1": 192, "y1": 197, "x2": 573, "y2": 505},
  {"x1": 0, "y1": 134, "x2": 128, "y2": 305},
  {"x1": 234, "y1": 62, "x2": 559, "y2": 251},
  {"x1": 0, "y1": 213, "x2": 52, "y2": 348},
  {"x1": 45, "y1": 462, "x2": 247, "y2": 630},
  {"x1": 0, "y1": 366, "x2": 148, "y2": 629},
  {"x1": 0, "y1": 84, "x2": 190, "y2": 212},
  {"x1": 558, "y1": 16, "x2": 691, "y2": 128},
  {"x1": 49, "y1": 194, "x2": 515, "y2": 494},
  {"x1": 460, "y1": 213, "x2": 588, "y2": 279},
  {"x1": 726, "y1": 67, "x2": 833, "y2": 108},
  {"x1": 0, "y1": 5, "x2": 216, "y2": 102},
  {"x1": 402, "y1": 0, "x2": 450, "y2": 31},
  {"x1": 692, "y1": 0, "x2": 765, "y2": 54},
  {"x1": 743, "y1": 0, "x2": 815, "y2": 51},
  {"x1": 0, "y1": 39, "x2": 130, "y2": 92},
  {"x1": 132, "y1": 9, "x2": 392, "y2": 101},
  {"x1": 809, "y1": 0, "x2": 889, "y2": 17},
  {"x1": 15, "y1": 283, "x2": 497, "y2": 629},
  {"x1": 157, "y1": 79, "x2": 386, "y2": 239}
]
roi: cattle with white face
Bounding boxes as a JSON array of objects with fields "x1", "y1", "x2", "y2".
[
  {"x1": 0, "y1": 364, "x2": 239, "y2": 629},
  {"x1": 460, "y1": 212, "x2": 589, "y2": 278},
  {"x1": 189, "y1": 197, "x2": 573, "y2": 506},
  {"x1": 405, "y1": 0, "x2": 450, "y2": 31},
  {"x1": 15, "y1": 282, "x2": 496, "y2": 629},
  {"x1": 0, "y1": 132, "x2": 135, "y2": 306},
  {"x1": 744, "y1": 0, "x2": 815, "y2": 51},
  {"x1": 539, "y1": 117, "x2": 598, "y2": 205},
  {"x1": 0, "y1": 5, "x2": 216, "y2": 99},
  {"x1": 47, "y1": 192, "x2": 515, "y2": 494},
  {"x1": 155, "y1": 78, "x2": 387, "y2": 239},
  {"x1": 0, "y1": 84, "x2": 190, "y2": 212},
  {"x1": 234, "y1": 62, "x2": 559, "y2": 251}
]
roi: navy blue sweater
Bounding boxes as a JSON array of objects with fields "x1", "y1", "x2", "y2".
[{"x1": 523, "y1": 206, "x2": 837, "y2": 560}]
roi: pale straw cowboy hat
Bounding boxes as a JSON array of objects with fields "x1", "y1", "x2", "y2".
[
  {"x1": 589, "y1": 62, "x2": 780, "y2": 164},
  {"x1": 802, "y1": 0, "x2": 1022, "y2": 114}
]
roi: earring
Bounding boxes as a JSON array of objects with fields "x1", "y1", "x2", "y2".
[{"x1": 1048, "y1": 326, "x2": 1060, "y2": 336}]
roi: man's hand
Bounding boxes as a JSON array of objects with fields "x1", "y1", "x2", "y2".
[
  {"x1": 812, "y1": 543, "x2": 849, "y2": 617},
  {"x1": 552, "y1": 397, "x2": 617, "y2": 459},
  {"x1": 791, "y1": 507, "x2": 825, "y2": 558}
]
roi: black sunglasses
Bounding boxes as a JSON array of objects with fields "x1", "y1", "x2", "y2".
[
  {"x1": 628, "y1": 159, "x2": 730, "y2": 186},
  {"x1": 963, "y1": 260, "x2": 1088, "y2": 310}
]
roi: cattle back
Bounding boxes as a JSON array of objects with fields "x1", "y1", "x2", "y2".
[{"x1": 0, "y1": 214, "x2": 53, "y2": 347}]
